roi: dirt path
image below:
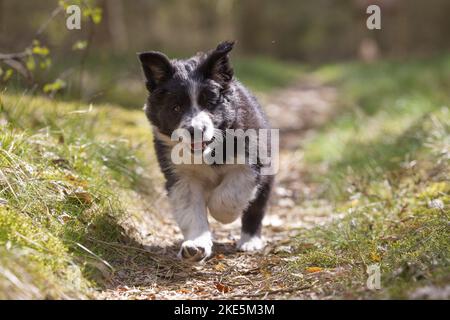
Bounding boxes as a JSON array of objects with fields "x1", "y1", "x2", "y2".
[{"x1": 98, "y1": 78, "x2": 338, "y2": 300}]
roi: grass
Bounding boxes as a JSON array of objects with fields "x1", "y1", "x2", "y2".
[
  {"x1": 290, "y1": 56, "x2": 450, "y2": 298},
  {"x1": 233, "y1": 56, "x2": 304, "y2": 92},
  {"x1": 0, "y1": 92, "x2": 157, "y2": 298}
]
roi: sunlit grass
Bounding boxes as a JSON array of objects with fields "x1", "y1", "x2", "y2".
[
  {"x1": 291, "y1": 56, "x2": 450, "y2": 298},
  {"x1": 0, "y1": 93, "x2": 156, "y2": 298}
]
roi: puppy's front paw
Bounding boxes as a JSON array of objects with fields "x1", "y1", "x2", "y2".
[
  {"x1": 237, "y1": 233, "x2": 265, "y2": 252},
  {"x1": 178, "y1": 238, "x2": 212, "y2": 262}
]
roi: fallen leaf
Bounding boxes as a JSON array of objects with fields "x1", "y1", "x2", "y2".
[
  {"x1": 214, "y1": 282, "x2": 231, "y2": 293},
  {"x1": 193, "y1": 286, "x2": 205, "y2": 293},
  {"x1": 176, "y1": 288, "x2": 190, "y2": 294},
  {"x1": 370, "y1": 251, "x2": 381, "y2": 262},
  {"x1": 306, "y1": 267, "x2": 323, "y2": 273},
  {"x1": 214, "y1": 262, "x2": 226, "y2": 272}
]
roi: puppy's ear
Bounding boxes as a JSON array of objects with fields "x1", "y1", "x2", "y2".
[
  {"x1": 138, "y1": 51, "x2": 174, "y2": 91},
  {"x1": 198, "y1": 41, "x2": 234, "y2": 88}
]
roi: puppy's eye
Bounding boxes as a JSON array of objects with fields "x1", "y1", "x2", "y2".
[{"x1": 173, "y1": 105, "x2": 181, "y2": 112}]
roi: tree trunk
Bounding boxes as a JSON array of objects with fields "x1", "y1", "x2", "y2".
[{"x1": 105, "y1": 0, "x2": 128, "y2": 53}]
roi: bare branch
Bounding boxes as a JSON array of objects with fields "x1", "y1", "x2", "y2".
[{"x1": 0, "y1": 51, "x2": 30, "y2": 60}]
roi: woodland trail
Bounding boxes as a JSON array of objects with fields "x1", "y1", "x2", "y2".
[{"x1": 98, "y1": 77, "x2": 339, "y2": 300}]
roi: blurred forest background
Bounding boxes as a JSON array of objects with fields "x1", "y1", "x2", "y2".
[
  {"x1": 2, "y1": 0, "x2": 450, "y2": 59},
  {"x1": 1, "y1": 0, "x2": 450, "y2": 106}
]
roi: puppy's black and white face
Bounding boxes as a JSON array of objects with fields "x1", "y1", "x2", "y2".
[{"x1": 139, "y1": 41, "x2": 236, "y2": 151}]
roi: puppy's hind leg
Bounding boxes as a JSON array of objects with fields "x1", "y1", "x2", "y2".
[{"x1": 238, "y1": 176, "x2": 273, "y2": 252}]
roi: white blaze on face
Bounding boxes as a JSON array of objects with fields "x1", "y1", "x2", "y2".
[
  {"x1": 190, "y1": 111, "x2": 214, "y2": 142},
  {"x1": 178, "y1": 82, "x2": 215, "y2": 144}
]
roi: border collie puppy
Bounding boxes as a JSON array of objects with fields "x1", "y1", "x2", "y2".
[{"x1": 138, "y1": 41, "x2": 274, "y2": 262}]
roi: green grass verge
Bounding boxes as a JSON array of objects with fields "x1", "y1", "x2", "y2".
[
  {"x1": 291, "y1": 56, "x2": 450, "y2": 298},
  {"x1": 0, "y1": 93, "x2": 155, "y2": 298},
  {"x1": 233, "y1": 56, "x2": 304, "y2": 92}
]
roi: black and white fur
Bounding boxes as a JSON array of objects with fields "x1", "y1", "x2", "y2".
[{"x1": 138, "y1": 41, "x2": 274, "y2": 262}]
